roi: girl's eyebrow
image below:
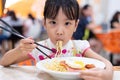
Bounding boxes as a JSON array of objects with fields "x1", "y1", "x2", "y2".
[
  {"x1": 47, "y1": 18, "x2": 74, "y2": 21},
  {"x1": 65, "y1": 19, "x2": 74, "y2": 21},
  {"x1": 66, "y1": 19, "x2": 72, "y2": 21},
  {"x1": 47, "y1": 18, "x2": 56, "y2": 20},
  {"x1": 65, "y1": 19, "x2": 70, "y2": 20}
]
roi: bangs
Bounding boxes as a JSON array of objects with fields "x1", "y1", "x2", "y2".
[
  {"x1": 44, "y1": 1, "x2": 59, "y2": 19},
  {"x1": 62, "y1": 4, "x2": 78, "y2": 21},
  {"x1": 44, "y1": 0, "x2": 80, "y2": 21}
]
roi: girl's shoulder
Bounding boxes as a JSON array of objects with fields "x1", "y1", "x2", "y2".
[
  {"x1": 71, "y1": 40, "x2": 90, "y2": 51},
  {"x1": 72, "y1": 40, "x2": 90, "y2": 45}
]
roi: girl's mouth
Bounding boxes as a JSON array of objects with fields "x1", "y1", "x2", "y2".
[{"x1": 56, "y1": 39, "x2": 63, "y2": 42}]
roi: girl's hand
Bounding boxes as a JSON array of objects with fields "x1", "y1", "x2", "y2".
[
  {"x1": 17, "y1": 37, "x2": 37, "y2": 54},
  {"x1": 80, "y1": 68, "x2": 113, "y2": 80}
]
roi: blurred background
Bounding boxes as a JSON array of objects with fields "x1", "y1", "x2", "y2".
[{"x1": 0, "y1": 0, "x2": 120, "y2": 66}]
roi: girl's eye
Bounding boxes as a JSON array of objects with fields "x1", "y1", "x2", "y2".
[
  {"x1": 65, "y1": 22, "x2": 71, "y2": 26},
  {"x1": 50, "y1": 21, "x2": 56, "y2": 24}
]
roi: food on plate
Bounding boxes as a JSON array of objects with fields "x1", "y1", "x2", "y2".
[
  {"x1": 85, "y1": 64, "x2": 95, "y2": 69},
  {"x1": 60, "y1": 60, "x2": 95, "y2": 72},
  {"x1": 43, "y1": 59, "x2": 95, "y2": 72},
  {"x1": 43, "y1": 59, "x2": 67, "y2": 72}
]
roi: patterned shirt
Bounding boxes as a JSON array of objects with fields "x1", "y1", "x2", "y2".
[{"x1": 29, "y1": 38, "x2": 90, "y2": 62}]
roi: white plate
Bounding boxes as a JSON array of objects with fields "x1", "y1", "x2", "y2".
[{"x1": 36, "y1": 57, "x2": 105, "y2": 80}]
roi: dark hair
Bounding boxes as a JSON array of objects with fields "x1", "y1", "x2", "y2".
[
  {"x1": 9, "y1": 10, "x2": 18, "y2": 21},
  {"x1": 28, "y1": 13, "x2": 35, "y2": 24},
  {"x1": 81, "y1": 4, "x2": 91, "y2": 16},
  {"x1": 44, "y1": 0, "x2": 80, "y2": 21},
  {"x1": 82, "y1": 4, "x2": 90, "y2": 10},
  {"x1": 111, "y1": 11, "x2": 120, "y2": 21},
  {"x1": 110, "y1": 11, "x2": 120, "y2": 28}
]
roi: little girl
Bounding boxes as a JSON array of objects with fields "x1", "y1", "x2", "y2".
[{"x1": 0, "y1": 0, "x2": 113, "y2": 80}]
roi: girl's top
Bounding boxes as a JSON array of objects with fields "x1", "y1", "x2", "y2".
[{"x1": 29, "y1": 38, "x2": 90, "y2": 62}]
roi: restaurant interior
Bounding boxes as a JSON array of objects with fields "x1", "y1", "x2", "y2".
[{"x1": 0, "y1": 0, "x2": 120, "y2": 80}]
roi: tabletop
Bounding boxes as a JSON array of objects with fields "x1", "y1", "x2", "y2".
[{"x1": 0, "y1": 65, "x2": 120, "y2": 80}]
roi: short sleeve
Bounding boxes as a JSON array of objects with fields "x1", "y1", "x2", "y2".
[{"x1": 73, "y1": 40, "x2": 90, "y2": 54}]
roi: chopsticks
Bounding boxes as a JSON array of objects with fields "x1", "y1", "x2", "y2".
[
  {"x1": 0, "y1": 18, "x2": 20, "y2": 34},
  {"x1": 0, "y1": 19, "x2": 52, "y2": 59}
]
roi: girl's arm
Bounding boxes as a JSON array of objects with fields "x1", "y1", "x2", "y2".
[
  {"x1": 0, "y1": 47, "x2": 30, "y2": 67},
  {"x1": 0, "y1": 38, "x2": 37, "y2": 67},
  {"x1": 80, "y1": 49, "x2": 113, "y2": 80}
]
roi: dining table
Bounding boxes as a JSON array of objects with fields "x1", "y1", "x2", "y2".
[{"x1": 0, "y1": 65, "x2": 120, "y2": 80}]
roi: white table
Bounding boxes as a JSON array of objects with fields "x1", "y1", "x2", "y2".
[{"x1": 0, "y1": 65, "x2": 120, "y2": 80}]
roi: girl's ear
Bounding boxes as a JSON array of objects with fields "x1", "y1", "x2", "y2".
[{"x1": 74, "y1": 19, "x2": 79, "y2": 32}]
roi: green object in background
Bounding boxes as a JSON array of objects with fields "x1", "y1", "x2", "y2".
[{"x1": 82, "y1": 28, "x2": 90, "y2": 40}]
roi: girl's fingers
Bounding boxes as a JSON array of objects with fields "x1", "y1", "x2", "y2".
[
  {"x1": 80, "y1": 75, "x2": 100, "y2": 80},
  {"x1": 19, "y1": 38, "x2": 37, "y2": 49},
  {"x1": 21, "y1": 43, "x2": 37, "y2": 49},
  {"x1": 18, "y1": 38, "x2": 37, "y2": 54},
  {"x1": 80, "y1": 68, "x2": 104, "y2": 77},
  {"x1": 22, "y1": 49, "x2": 34, "y2": 54},
  {"x1": 79, "y1": 68, "x2": 107, "y2": 80},
  {"x1": 20, "y1": 38, "x2": 34, "y2": 44}
]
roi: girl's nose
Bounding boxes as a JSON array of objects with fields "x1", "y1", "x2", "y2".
[
  {"x1": 56, "y1": 32, "x2": 63, "y2": 35},
  {"x1": 56, "y1": 27, "x2": 64, "y2": 36}
]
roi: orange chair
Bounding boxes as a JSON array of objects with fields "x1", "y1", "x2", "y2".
[{"x1": 95, "y1": 30, "x2": 120, "y2": 64}]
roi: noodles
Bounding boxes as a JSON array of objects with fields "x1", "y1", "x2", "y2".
[
  {"x1": 55, "y1": 41, "x2": 63, "y2": 57},
  {"x1": 43, "y1": 60, "x2": 67, "y2": 72}
]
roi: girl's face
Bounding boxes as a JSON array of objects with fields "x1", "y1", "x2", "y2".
[{"x1": 44, "y1": 8, "x2": 79, "y2": 45}]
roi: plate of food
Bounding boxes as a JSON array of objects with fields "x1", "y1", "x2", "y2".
[{"x1": 36, "y1": 57, "x2": 105, "y2": 80}]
